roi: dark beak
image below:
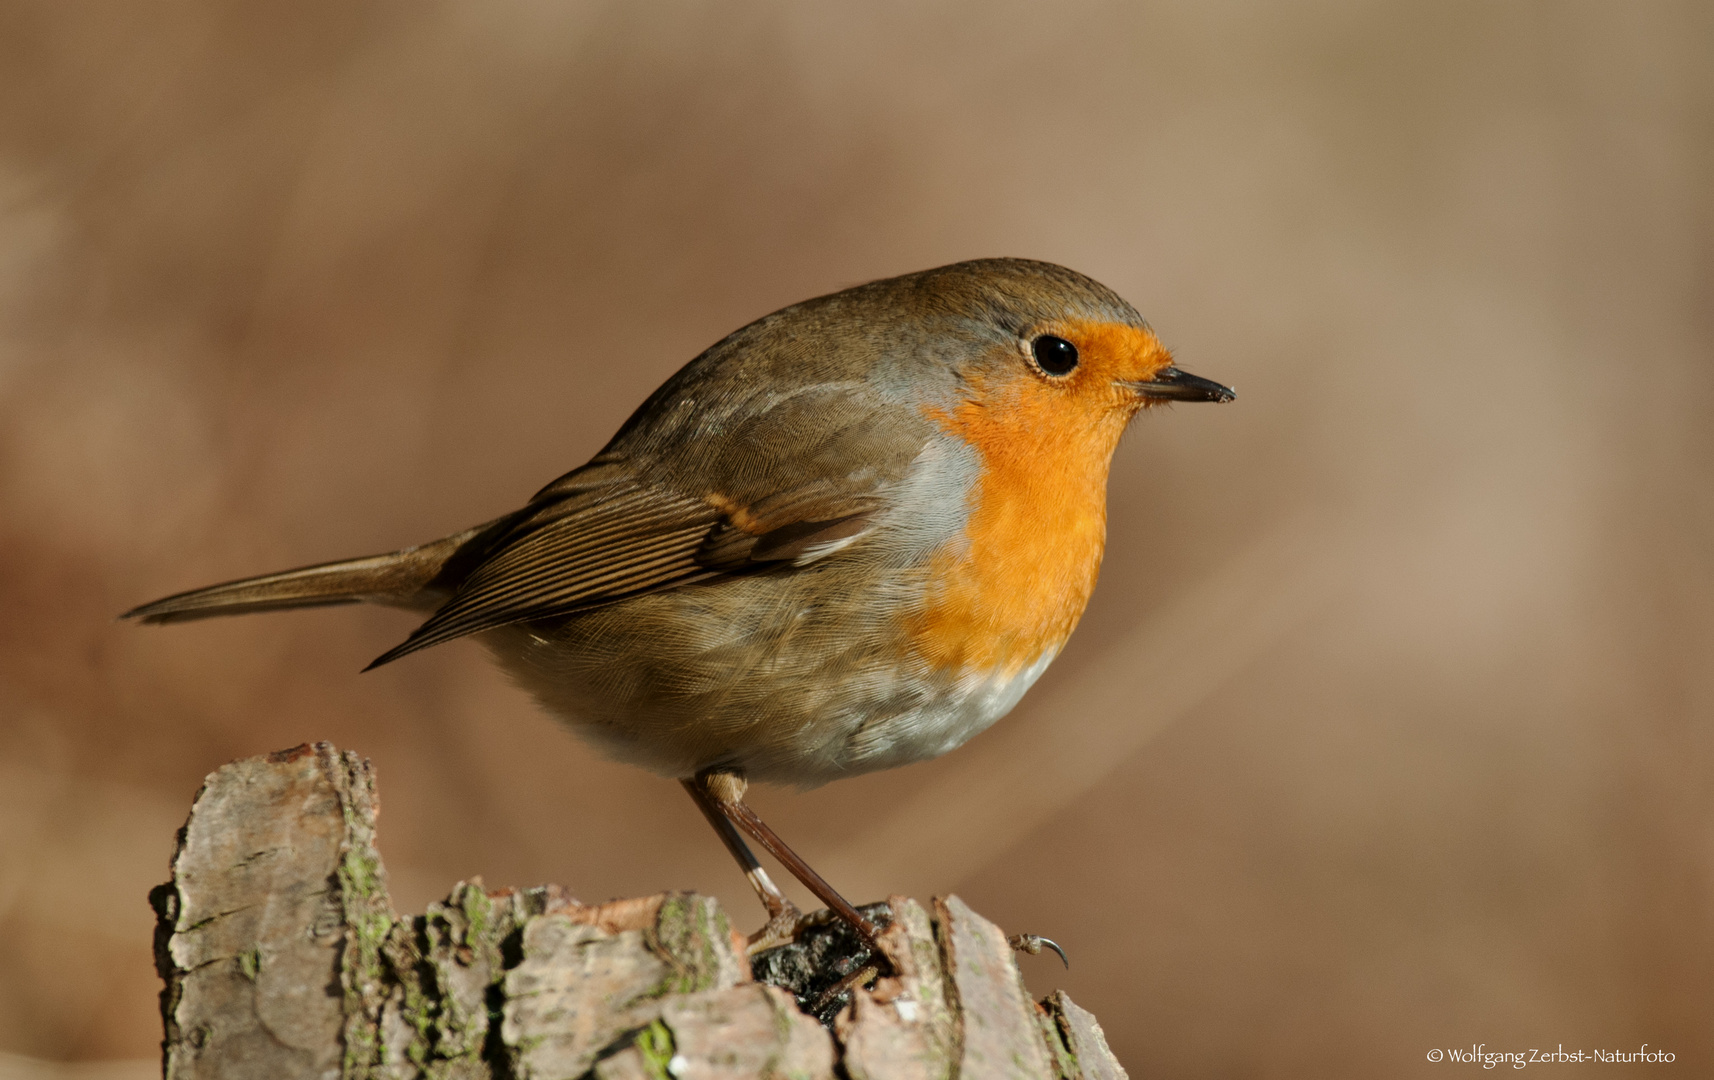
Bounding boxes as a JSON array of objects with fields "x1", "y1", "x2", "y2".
[{"x1": 1123, "y1": 366, "x2": 1236, "y2": 403}]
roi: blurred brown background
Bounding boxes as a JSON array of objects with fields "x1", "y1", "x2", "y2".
[{"x1": 1, "y1": 1, "x2": 1710, "y2": 1076}]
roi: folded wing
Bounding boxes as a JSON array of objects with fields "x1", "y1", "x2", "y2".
[{"x1": 364, "y1": 466, "x2": 883, "y2": 669}]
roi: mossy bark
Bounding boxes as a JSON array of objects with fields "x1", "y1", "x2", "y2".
[{"x1": 151, "y1": 743, "x2": 1127, "y2": 1080}]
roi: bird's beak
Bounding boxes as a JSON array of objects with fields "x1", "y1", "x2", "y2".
[{"x1": 1121, "y1": 366, "x2": 1236, "y2": 403}]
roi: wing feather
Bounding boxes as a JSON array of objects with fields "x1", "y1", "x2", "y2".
[
  {"x1": 366, "y1": 484, "x2": 723, "y2": 667},
  {"x1": 365, "y1": 386, "x2": 932, "y2": 669}
]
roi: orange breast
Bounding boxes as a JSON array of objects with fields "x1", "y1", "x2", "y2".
[{"x1": 909, "y1": 362, "x2": 1137, "y2": 678}]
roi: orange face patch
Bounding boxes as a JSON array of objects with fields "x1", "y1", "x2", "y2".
[{"x1": 909, "y1": 320, "x2": 1171, "y2": 677}]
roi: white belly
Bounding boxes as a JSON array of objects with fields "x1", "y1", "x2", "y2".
[{"x1": 832, "y1": 649, "x2": 1059, "y2": 778}]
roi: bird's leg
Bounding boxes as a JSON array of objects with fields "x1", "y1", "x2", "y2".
[
  {"x1": 680, "y1": 777, "x2": 803, "y2": 950},
  {"x1": 687, "y1": 768, "x2": 886, "y2": 959}
]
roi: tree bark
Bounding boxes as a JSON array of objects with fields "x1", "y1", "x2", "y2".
[{"x1": 149, "y1": 743, "x2": 1127, "y2": 1080}]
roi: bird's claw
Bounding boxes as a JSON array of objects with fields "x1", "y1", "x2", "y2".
[
  {"x1": 746, "y1": 900, "x2": 806, "y2": 954},
  {"x1": 1008, "y1": 932, "x2": 1069, "y2": 968}
]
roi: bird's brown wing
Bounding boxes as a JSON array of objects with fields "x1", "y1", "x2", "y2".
[
  {"x1": 368, "y1": 374, "x2": 935, "y2": 669},
  {"x1": 364, "y1": 463, "x2": 884, "y2": 669}
]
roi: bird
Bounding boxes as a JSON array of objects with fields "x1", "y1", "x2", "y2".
[{"x1": 124, "y1": 257, "x2": 1234, "y2": 964}]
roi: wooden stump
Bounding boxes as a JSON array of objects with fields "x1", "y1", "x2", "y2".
[{"x1": 149, "y1": 743, "x2": 1127, "y2": 1079}]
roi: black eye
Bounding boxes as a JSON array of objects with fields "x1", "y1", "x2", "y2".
[{"x1": 1031, "y1": 334, "x2": 1079, "y2": 376}]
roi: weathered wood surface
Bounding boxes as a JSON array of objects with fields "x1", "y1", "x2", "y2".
[{"x1": 150, "y1": 744, "x2": 1127, "y2": 1079}]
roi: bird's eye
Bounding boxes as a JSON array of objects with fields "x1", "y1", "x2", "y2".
[{"x1": 1031, "y1": 334, "x2": 1079, "y2": 376}]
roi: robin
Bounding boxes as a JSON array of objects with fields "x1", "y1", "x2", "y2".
[{"x1": 125, "y1": 258, "x2": 1233, "y2": 962}]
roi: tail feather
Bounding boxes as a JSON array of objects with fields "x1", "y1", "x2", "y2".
[{"x1": 122, "y1": 516, "x2": 516, "y2": 625}]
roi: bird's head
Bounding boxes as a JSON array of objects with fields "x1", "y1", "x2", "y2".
[{"x1": 895, "y1": 259, "x2": 1234, "y2": 471}]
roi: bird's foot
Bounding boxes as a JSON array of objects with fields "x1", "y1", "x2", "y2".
[
  {"x1": 1008, "y1": 932, "x2": 1069, "y2": 968},
  {"x1": 745, "y1": 898, "x2": 806, "y2": 954},
  {"x1": 749, "y1": 900, "x2": 892, "y2": 1027}
]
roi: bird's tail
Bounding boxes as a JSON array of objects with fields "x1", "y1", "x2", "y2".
[{"x1": 122, "y1": 515, "x2": 517, "y2": 625}]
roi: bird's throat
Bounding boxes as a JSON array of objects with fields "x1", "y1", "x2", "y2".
[{"x1": 909, "y1": 381, "x2": 1124, "y2": 679}]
